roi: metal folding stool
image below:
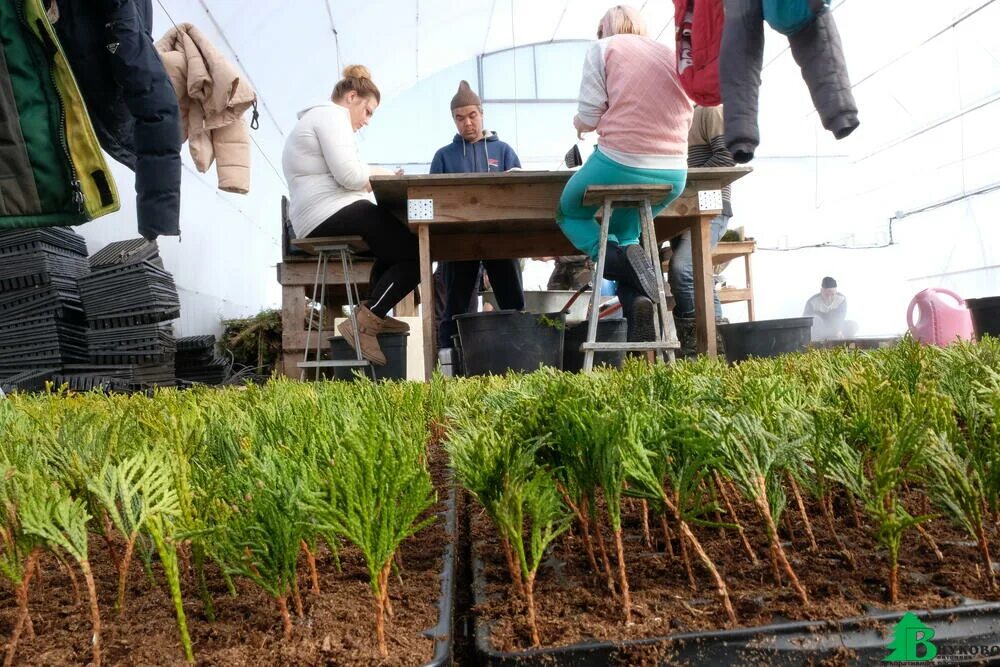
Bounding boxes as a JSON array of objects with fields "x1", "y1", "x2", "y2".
[{"x1": 290, "y1": 236, "x2": 372, "y2": 381}]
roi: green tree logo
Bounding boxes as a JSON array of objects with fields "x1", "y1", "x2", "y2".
[{"x1": 885, "y1": 612, "x2": 938, "y2": 662}]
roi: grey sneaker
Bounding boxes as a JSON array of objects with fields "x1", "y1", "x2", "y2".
[{"x1": 605, "y1": 242, "x2": 660, "y2": 303}]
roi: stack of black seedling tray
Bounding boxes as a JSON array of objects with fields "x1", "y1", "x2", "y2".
[
  {"x1": 0, "y1": 367, "x2": 61, "y2": 394},
  {"x1": 175, "y1": 335, "x2": 229, "y2": 385},
  {"x1": 80, "y1": 262, "x2": 180, "y2": 324},
  {"x1": 49, "y1": 372, "x2": 130, "y2": 393},
  {"x1": 77, "y1": 240, "x2": 179, "y2": 388},
  {"x1": 0, "y1": 228, "x2": 91, "y2": 385},
  {"x1": 0, "y1": 314, "x2": 88, "y2": 373}
]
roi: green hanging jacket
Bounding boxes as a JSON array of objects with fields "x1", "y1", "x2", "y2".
[{"x1": 0, "y1": 0, "x2": 119, "y2": 230}]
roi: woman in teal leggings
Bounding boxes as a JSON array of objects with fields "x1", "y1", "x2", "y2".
[{"x1": 557, "y1": 5, "x2": 693, "y2": 341}]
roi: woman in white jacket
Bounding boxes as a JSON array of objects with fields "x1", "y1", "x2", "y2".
[{"x1": 282, "y1": 65, "x2": 417, "y2": 366}]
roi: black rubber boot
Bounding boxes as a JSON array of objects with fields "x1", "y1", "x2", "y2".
[
  {"x1": 604, "y1": 242, "x2": 660, "y2": 303},
  {"x1": 673, "y1": 314, "x2": 697, "y2": 358}
]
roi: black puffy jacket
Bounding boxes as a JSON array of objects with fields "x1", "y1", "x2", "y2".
[{"x1": 54, "y1": 0, "x2": 182, "y2": 239}]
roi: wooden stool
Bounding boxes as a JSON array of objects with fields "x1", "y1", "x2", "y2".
[
  {"x1": 290, "y1": 236, "x2": 371, "y2": 381},
  {"x1": 579, "y1": 185, "x2": 679, "y2": 372}
]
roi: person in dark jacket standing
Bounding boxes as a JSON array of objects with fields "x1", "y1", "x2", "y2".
[
  {"x1": 52, "y1": 0, "x2": 182, "y2": 240},
  {"x1": 430, "y1": 81, "x2": 525, "y2": 350}
]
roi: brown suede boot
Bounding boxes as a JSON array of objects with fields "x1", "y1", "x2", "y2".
[
  {"x1": 337, "y1": 305, "x2": 387, "y2": 365},
  {"x1": 380, "y1": 315, "x2": 410, "y2": 334}
]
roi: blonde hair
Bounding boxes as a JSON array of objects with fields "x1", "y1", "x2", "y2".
[
  {"x1": 597, "y1": 5, "x2": 647, "y2": 38},
  {"x1": 331, "y1": 65, "x2": 381, "y2": 104}
]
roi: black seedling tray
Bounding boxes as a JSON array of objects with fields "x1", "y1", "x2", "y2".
[
  {"x1": 88, "y1": 308, "x2": 181, "y2": 329},
  {"x1": 176, "y1": 335, "x2": 216, "y2": 352},
  {"x1": 50, "y1": 373, "x2": 130, "y2": 393},
  {"x1": 0, "y1": 228, "x2": 87, "y2": 257},
  {"x1": 471, "y1": 541, "x2": 1000, "y2": 666},
  {"x1": 88, "y1": 238, "x2": 159, "y2": 268},
  {"x1": 0, "y1": 285, "x2": 84, "y2": 320},
  {"x1": 0, "y1": 368, "x2": 61, "y2": 393},
  {"x1": 421, "y1": 480, "x2": 458, "y2": 667},
  {"x1": 0, "y1": 250, "x2": 89, "y2": 291}
]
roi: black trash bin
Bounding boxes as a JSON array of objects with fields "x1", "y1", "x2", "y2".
[
  {"x1": 562, "y1": 318, "x2": 628, "y2": 372},
  {"x1": 966, "y1": 296, "x2": 1000, "y2": 340},
  {"x1": 329, "y1": 332, "x2": 408, "y2": 381},
  {"x1": 717, "y1": 317, "x2": 812, "y2": 363},
  {"x1": 455, "y1": 310, "x2": 564, "y2": 376}
]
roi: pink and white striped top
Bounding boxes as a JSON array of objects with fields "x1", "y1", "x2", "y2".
[{"x1": 577, "y1": 34, "x2": 694, "y2": 170}]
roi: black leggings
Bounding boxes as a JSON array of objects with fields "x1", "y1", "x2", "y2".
[{"x1": 309, "y1": 200, "x2": 419, "y2": 318}]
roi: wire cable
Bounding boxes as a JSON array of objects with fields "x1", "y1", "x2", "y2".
[
  {"x1": 323, "y1": 0, "x2": 343, "y2": 73},
  {"x1": 195, "y1": 0, "x2": 286, "y2": 138}
]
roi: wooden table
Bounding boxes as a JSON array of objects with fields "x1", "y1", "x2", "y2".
[{"x1": 371, "y1": 167, "x2": 751, "y2": 379}]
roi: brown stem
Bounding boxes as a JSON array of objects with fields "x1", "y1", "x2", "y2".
[
  {"x1": 640, "y1": 500, "x2": 653, "y2": 550},
  {"x1": 276, "y1": 595, "x2": 293, "y2": 639},
  {"x1": 292, "y1": 576, "x2": 304, "y2": 618},
  {"x1": 116, "y1": 534, "x2": 137, "y2": 616},
  {"x1": 708, "y1": 479, "x2": 725, "y2": 540},
  {"x1": 679, "y1": 519, "x2": 696, "y2": 588},
  {"x1": 558, "y1": 486, "x2": 600, "y2": 582},
  {"x1": 976, "y1": 522, "x2": 998, "y2": 592},
  {"x1": 592, "y1": 515, "x2": 618, "y2": 598},
  {"x1": 755, "y1": 476, "x2": 808, "y2": 605},
  {"x1": 662, "y1": 494, "x2": 737, "y2": 625},
  {"x1": 613, "y1": 527, "x2": 632, "y2": 624},
  {"x1": 715, "y1": 473, "x2": 758, "y2": 566},
  {"x1": 100, "y1": 512, "x2": 121, "y2": 575},
  {"x1": 847, "y1": 489, "x2": 863, "y2": 528},
  {"x1": 301, "y1": 539, "x2": 320, "y2": 594},
  {"x1": 80, "y1": 559, "x2": 102, "y2": 667},
  {"x1": 525, "y1": 571, "x2": 541, "y2": 647},
  {"x1": 659, "y1": 513, "x2": 675, "y2": 558},
  {"x1": 788, "y1": 476, "x2": 818, "y2": 552},
  {"x1": 4, "y1": 549, "x2": 41, "y2": 667},
  {"x1": 820, "y1": 493, "x2": 856, "y2": 569},
  {"x1": 889, "y1": 560, "x2": 899, "y2": 605},
  {"x1": 500, "y1": 535, "x2": 525, "y2": 597},
  {"x1": 374, "y1": 566, "x2": 389, "y2": 657},
  {"x1": 915, "y1": 522, "x2": 944, "y2": 563},
  {"x1": 380, "y1": 563, "x2": 394, "y2": 619},
  {"x1": 675, "y1": 489, "x2": 696, "y2": 589},
  {"x1": 781, "y1": 507, "x2": 796, "y2": 543}
]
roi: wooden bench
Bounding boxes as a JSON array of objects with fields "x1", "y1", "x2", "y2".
[{"x1": 661, "y1": 238, "x2": 757, "y2": 321}]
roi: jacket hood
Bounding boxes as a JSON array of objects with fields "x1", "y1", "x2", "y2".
[
  {"x1": 451, "y1": 130, "x2": 500, "y2": 144},
  {"x1": 298, "y1": 102, "x2": 344, "y2": 119}
]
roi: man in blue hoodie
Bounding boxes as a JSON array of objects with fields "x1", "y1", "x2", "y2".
[{"x1": 431, "y1": 80, "x2": 525, "y2": 350}]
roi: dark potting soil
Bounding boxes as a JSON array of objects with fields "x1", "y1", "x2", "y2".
[
  {"x1": 472, "y1": 491, "x2": 1000, "y2": 662},
  {"x1": 0, "y1": 446, "x2": 452, "y2": 667}
]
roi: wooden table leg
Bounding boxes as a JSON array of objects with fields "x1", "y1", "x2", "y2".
[
  {"x1": 690, "y1": 213, "x2": 717, "y2": 356},
  {"x1": 418, "y1": 224, "x2": 435, "y2": 380},
  {"x1": 745, "y1": 252, "x2": 756, "y2": 321}
]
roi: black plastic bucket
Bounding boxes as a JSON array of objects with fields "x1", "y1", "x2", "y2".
[
  {"x1": 329, "y1": 332, "x2": 408, "y2": 381},
  {"x1": 966, "y1": 296, "x2": 1000, "y2": 340},
  {"x1": 562, "y1": 318, "x2": 628, "y2": 372},
  {"x1": 455, "y1": 310, "x2": 564, "y2": 376},
  {"x1": 717, "y1": 317, "x2": 812, "y2": 363}
]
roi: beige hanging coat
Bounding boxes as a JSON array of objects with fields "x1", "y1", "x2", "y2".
[{"x1": 156, "y1": 23, "x2": 255, "y2": 194}]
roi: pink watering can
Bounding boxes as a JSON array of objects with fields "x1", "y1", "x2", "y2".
[{"x1": 906, "y1": 288, "x2": 974, "y2": 346}]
